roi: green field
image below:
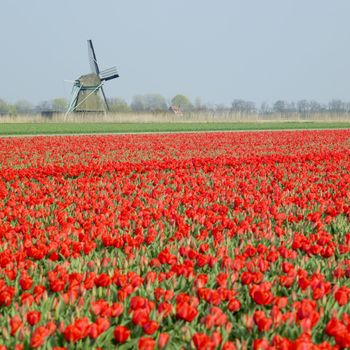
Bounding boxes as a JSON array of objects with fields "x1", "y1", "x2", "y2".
[{"x1": 0, "y1": 121, "x2": 350, "y2": 135}]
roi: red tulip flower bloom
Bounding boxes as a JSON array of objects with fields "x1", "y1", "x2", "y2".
[
  {"x1": 132, "y1": 309, "x2": 150, "y2": 327},
  {"x1": 222, "y1": 341, "x2": 236, "y2": 350},
  {"x1": 27, "y1": 311, "x2": 41, "y2": 326},
  {"x1": 138, "y1": 337, "x2": 156, "y2": 350},
  {"x1": 193, "y1": 333, "x2": 215, "y2": 350},
  {"x1": 334, "y1": 286, "x2": 350, "y2": 306},
  {"x1": 114, "y1": 325, "x2": 131, "y2": 343},
  {"x1": 19, "y1": 275, "x2": 33, "y2": 291},
  {"x1": 94, "y1": 273, "x2": 111, "y2": 288},
  {"x1": 250, "y1": 285, "x2": 274, "y2": 305},
  {"x1": 10, "y1": 315, "x2": 22, "y2": 336},
  {"x1": 30, "y1": 326, "x2": 49, "y2": 348},
  {"x1": 158, "y1": 333, "x2": 170, "y2": 349},
  {"x1": 143, "y1": 320, "x2": 159, "y2": 335},
  {"x1": 176, "y1": 302, "x2": 198, "y2": 322}
]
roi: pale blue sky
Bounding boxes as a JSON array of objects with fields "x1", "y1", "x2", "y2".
[{"x1": 1, "y1": 0, "x2": 350, "y2": 106}]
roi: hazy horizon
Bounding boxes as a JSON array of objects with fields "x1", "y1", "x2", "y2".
[{"x1": 1, "y1": 0, "x2": 350, "y2": 106}]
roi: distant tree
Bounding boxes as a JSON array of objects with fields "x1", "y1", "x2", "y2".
[
  {"x1": 15, "y1": 100, "x2": 33, "y2": 114},
  {"x1": 245, "y1": 101, "x2": 256, "y2": 113},
  {"x1": 273, "y1": 100, "x2": 288, "y2": 113},
  {"x1": 146, "y1": 94, "x2": 167, "y2": 111},
  {"x1": 260, "y1": 102, "x2": 272, "y2": 114},
  {"x1": 309, "y1": 100, "x2": 323, "y2": 113},
  {"x1": 130, "y1": 95, "x2": 146, "y2": 111},
  {"x1": 51, "y1": 98, "x2": 68, "y2": 112},
  {"x1": 297, "y1": 100, "x2": 310, "y2": 115},
  {"x1": 194, "y1": 97, "x2": 207, "y2": 112},
  {"x1": 215, "y1": 104, "x2": 229, "y2": 113},
  {"x1": 0, "y1": 99, "x2": 10, "y2": 115},
  {"x1": 171, "y1": 94, "x2": 193, "y2": 112},
  {"x1": 205, "y1": 102, "x2": 215, "y2": 112},
  {"x1": 287, "y1": 101, "x2": 297, "y2": 113},
  {"x1": 328, "y1": 99, "x2": 345, "y2": 114},
  {"x1": 345, "y1": 102, "x2": 350, "y2": 113},
  {"x1": 231, "y1": 99, "x2": 256, "y2": 114},
  {"x1": 108, "y1": 97, "x2": 131, "y2": 113},
  {"x1": 231, "y1": 99, "x2": 245, "y2": 113},
  {"x1": 131, "y1": 94, "x2": 167, "y2": 112},
  {"x1": 35, "y1": 101, "x2": 52, "y2": 113}
]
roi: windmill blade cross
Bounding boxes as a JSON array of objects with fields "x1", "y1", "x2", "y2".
[{"x1": 66, "y1": 40, "x2": 119, "y2": 114}]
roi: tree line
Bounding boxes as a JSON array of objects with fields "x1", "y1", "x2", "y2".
[{"x1": 1, "y1": 95, "x2": 350, "y2": 115}]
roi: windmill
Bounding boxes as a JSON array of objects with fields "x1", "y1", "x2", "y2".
[{"x1": 66, "y1": 40, "x2": 119, "y2": 114}]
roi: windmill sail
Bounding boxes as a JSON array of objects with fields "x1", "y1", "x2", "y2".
[
  {"x1": 99, "y1": 67, "x2": 119, "y2": 81},
  {"x1": 100, "y1": 86, "x2": 110, "y2": 111},
  {"x1": 88, "y1": 40, "x2": 100, "y2": 74}
]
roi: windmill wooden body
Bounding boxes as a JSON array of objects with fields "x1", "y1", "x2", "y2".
[{"x1": 66, "y1": 40, "x2": 119, "y2": 114}]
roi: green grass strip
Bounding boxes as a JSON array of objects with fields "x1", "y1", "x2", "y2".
[{"x1": 0, "y1": 122, "x2": 350, "y2": 136}]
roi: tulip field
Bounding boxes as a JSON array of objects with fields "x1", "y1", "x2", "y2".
[{"x1": 0, "y1": 129, "x2": 350, "y2": 349}]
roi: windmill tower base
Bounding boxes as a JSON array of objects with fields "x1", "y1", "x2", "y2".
[{"x1": 66, "y1": 74, "x2": 106, "y2": 114}]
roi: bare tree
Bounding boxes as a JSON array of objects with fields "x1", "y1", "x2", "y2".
[
  {"x1": 309, "y1": 100, "x2": 323, "y2": 113},
  {"x1": 51, "y1": 98, "x2": 68, "y2": 112},
  {"x1": 0, "y1": 99, "x2": 10, "y2": 115},
  {"x1": 273, "y1": 100, "x2": 288, "y2": 114},
  {"x1": 194, "y1": 97, "x2": 207, "y2": 112},
  {"x1": 108, "y1": 98, "x2": 131, "y2": 113},
  {"x1": 297, "y1": 100, "x2": 309, "y2": 115},
  {"x1": 231, "y1": 99, "x2": 256, "y2": 114},
  {"x1": 15, "y1": 100, "x2": 33, "y2": 115},
  {"x1": 328, "y1": 99, "x2": 345, "y2": 114},
  {"x1": 260, "y1": 102, "x2": 272, "y2": 115},
  {"x1": 131, "y1": 94, "x2": 167, "y2": 112}
]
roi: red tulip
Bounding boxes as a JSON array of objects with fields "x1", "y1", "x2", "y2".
[
  {"x1": 94, "y1": 273, "x2": 111, "y2": 288},
  {"x1": 138, "y1": 337, "x2": 155, "y2": 350},
  {"x1": 176, "y1": 302, "x2": 198, "y2": 322},
  {"x1": 253, "y1": 338, "x2": 270, "y2": 350},
  {"x1": 27, "y1": 310, "x2": 41, "y2": 326},
  {"x1": 114, "y1": 325, "x2": 131, "y2": 343},
  {"x1": 250, "y1": 285, "x2": 274, "y2": 305},
  {"x1": 143, "y1": 320, "x2": 159, "y2": 335},
  {"x1": 222, "y1": 341, "x2": 236, "y2": 350},
  {"x1": 30, "y1": 326, "x2": 49, "y2": 348},
  {"x1": 132, "y1": 309, "x2": 150, "y2": 327},
  {"x1": 334, "y1": 287, "x2": 349, "y2": 306},
  {"x1": 193, "y1": 333, "x2": 215, "y2": 350},
  {"x1": 158, "y1": 333, "x2": 170, "y2": 349},
  {"x1": 10, "y1": 315, "x2": 22, "y2": 336},
  {"x1": 19, "y1": 275, "x2": 33, "y2": 290}
]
